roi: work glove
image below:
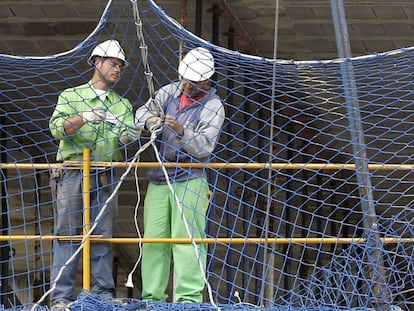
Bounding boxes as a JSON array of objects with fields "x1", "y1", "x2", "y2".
[
  {"x1": 125, "y1": 125, "x2": 142, "y2": 142},
  {"x1": 146, "y1": 116, "x2": 163, "y2": 132},
  {"x1": 81, "y1": 108, "x2": 106, "y2": 124}
]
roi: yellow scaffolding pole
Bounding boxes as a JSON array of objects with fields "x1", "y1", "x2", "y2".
[
  {"x1": 82, "y1": 148, "x2": 91, "y2": 291},
  {"x1": 2, "y1": 161, "x2": 414, "y2": 171},
  {"x1": 1, "y1": 158, "x2": 413, "y2": 296},
  {"x1": 0, "y1": 235, "x2": 412, "y2": 244}
]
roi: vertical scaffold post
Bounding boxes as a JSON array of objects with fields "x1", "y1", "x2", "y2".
[
  {"x1": 82, "y1": 148, "x2": 91, "y2": 291},
  {"x1": 0, "y1": 114, "x2": 10, "y2": 305},
  {"x1": 330, "y1": 0, "x2": 390, "y2": 308},
  {"x1": 261, "y1": 0, "x2": 280, "y2": 306}
]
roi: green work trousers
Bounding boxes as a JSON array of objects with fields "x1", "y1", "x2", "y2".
[{"x1": 141, "y1": 178, "x2": 209, "y2": 303}]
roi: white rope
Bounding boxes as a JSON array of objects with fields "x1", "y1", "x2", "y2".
[
  {"x1": 124, "y1": 164, "x2": 143, "y2": 288},
  {"x1": 260, "y1": 0, "x2": 279, "y2": 307},
  {"x1": 32, "y1": 138, "x2": 155, "y2": 310},
  {"x1": 129, "y1": 1, "x2": 219, "y2": 308},
  {"x1": 149, "y1": 131, "x2": 219, "y2": 310},
  {"x1": 125, "y1": 133, "x2": 157, "y2": 289},
  {"x1": 130, "y1": 0, "x2": 164, "y2": 119}
]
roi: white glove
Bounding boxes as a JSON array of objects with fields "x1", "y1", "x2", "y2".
[
  {"x1": 81, "y1": 108, "x2": 106, "y2": 124},
  {"x1": 146, "y1": 116, "x2": 163, "y2": 132},
  {"x1": 125, "y1": 125, "x2": 142, "y2": 141}
]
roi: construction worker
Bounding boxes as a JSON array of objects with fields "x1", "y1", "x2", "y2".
[
  {"x1": 49, "y1": 39, "x2": 140, "y2": 310},
  {"x1": 135, "y1": 47, "x2": 225, "y2": 303}
]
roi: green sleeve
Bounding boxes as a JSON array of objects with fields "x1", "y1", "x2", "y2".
[{"x1": 49, "y1": 90, "x2": 77, "y2": 140}]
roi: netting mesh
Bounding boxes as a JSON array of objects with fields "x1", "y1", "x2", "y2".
[{"x1": 0, "y1": 0, "x2": 413, "y2": 310}]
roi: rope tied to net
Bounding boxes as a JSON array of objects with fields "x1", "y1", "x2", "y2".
[{"x1": 131, "y1": 0, "x2": 164, "y2": 119}]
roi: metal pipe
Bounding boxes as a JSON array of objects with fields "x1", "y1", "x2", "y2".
[
  {"x1": 330, "y1": 0, "x2": 390, "y2": 308},
  {"x1": 0, "y1": 114, "x2": 10, "y2": 306},
  {"x1": 211, "y1": 0, "x2": 220, "y2": 45},
  {"x1": 2, "y1": 162, "x2": 411, "y2": 171},
  {"x1": 195, "y1": 0, "x2": 202, "y2": 36},
  {"x1": 82, "y1": 148, "x2": 91, "y2": 291},
  {"x1": 0, "y1": 235, "x2": 409, "y2": 244},
  {"x1": 225, "y1": 24, "x2": 236, "y2": 301},
  {"x1": 261, "y1": 0, "x2": 280, "y2": 305}
]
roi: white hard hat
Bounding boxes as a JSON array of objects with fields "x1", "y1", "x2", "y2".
[
  {"x1": 178, "y1": 47, "x2": 215, "y2": 82},
  {"x1": 87, "y1": 39, "x2": 128, "y2": 67}
]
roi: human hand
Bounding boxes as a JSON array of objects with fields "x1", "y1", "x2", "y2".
[
  {"x1": 125, "y1": 125, "x2": 142, "y2": 141},
  {"x1": 164, "y1": 115, "x2": 184, "y2": 136},
  {"x1": 81, "y1": 108, "x2": 106, "y2": 123},
  {"x1": 146, "y1": 116, "x2": 163, "y2": 132}
]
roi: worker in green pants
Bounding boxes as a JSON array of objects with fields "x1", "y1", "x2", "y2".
[
  {"x1": 141, "y1": 179, "x2": 209, "y2": 302},
  {"x1": 135, "y1": 47, "x2": 225, "y2": 302}
]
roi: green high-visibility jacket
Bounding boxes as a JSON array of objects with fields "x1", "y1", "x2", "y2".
[{"x1": 49, "y1": 81, "x2": 134, "y2": 162}]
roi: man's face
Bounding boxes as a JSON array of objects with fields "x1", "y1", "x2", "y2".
[
  {"x1": 96, "y1": 57, "x2": 124, "y2": 85},
  {"x1": 182, "y1": 79, "x2": 209, "y2": 98}
]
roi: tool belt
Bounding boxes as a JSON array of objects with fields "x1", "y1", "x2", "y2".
[
  {"x1": 49, "y1": 167, "x2": 114, "y2": 197},
  {"x1": 49, "y1": 167, "x2": 63, "y2": 199}
]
